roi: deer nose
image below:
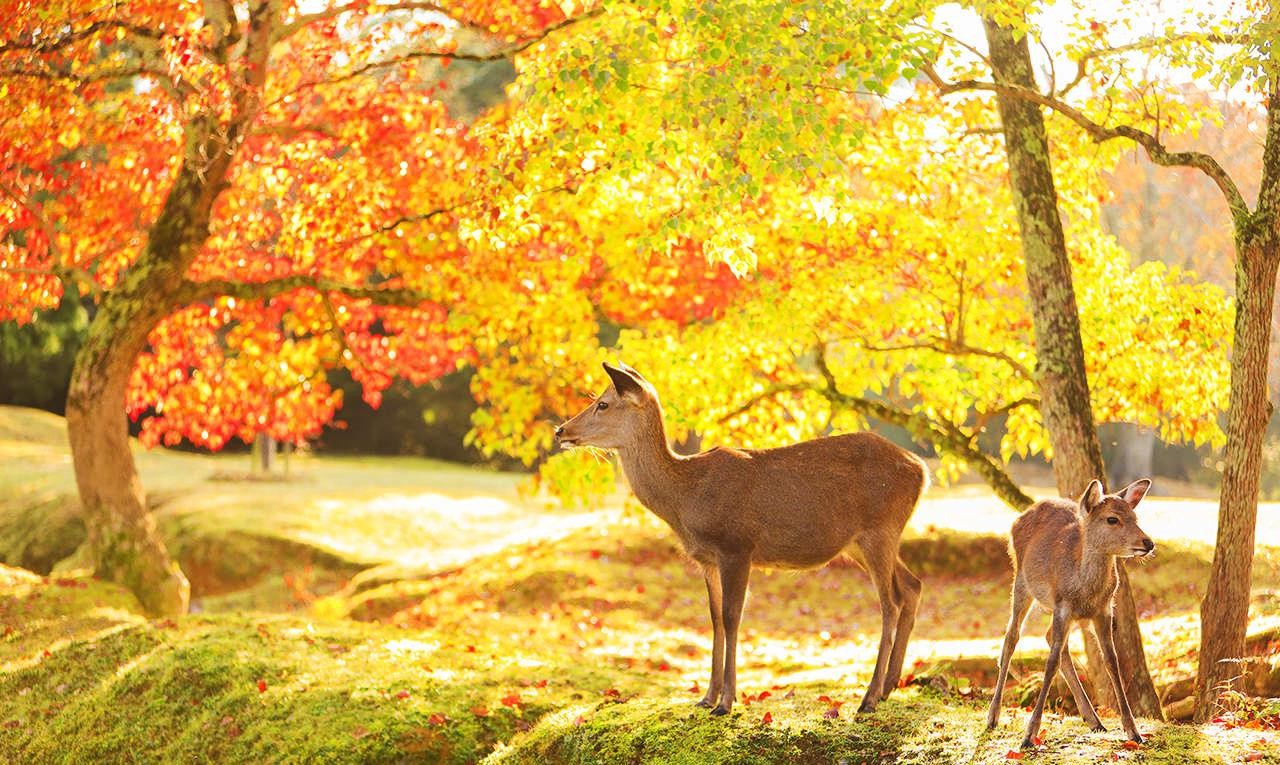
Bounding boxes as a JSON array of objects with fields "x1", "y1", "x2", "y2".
[
  {"x1": 554, "y1": 425, "x2": 565, "y2": 439},
  {"x1": 1142, "y1": 538, "x2": 1154, "y2": 552}
]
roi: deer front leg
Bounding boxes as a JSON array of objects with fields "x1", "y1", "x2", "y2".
[
  {"x1": 1093, "y1": 613, "x2": 1143, "y2": 743},
  {"x1": 987, "y1": 580, "x2": 1032, "y2": 730},
  {"x1": 1022, "y1": 604, "x2": 1069, "y2": 749},
  {"x1": 710, "y1": 555, "x2": 751, "y2": 716},
  {"x1": 697, "y1": 566, "x2": 725, "y2": 709}
]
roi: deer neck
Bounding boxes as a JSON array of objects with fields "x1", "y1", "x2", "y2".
[
  {"x1": 1069, "y1": 541, "x2": 1118, "y2": 606},
  {"x1": 616, "y1": 412, "x2": 690, "y2": 529}
]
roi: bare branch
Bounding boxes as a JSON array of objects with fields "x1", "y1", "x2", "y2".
[{"x1": 921, "y1": 62, "x2": 1250, "y2": 218}]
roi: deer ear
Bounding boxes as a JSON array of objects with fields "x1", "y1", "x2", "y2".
[
  {"x1": 617, "y1": 360, "x2": 646, "y2": 381},
  {"x1": 602, "y1": 362, "x2": 644, "y2": 399},
  {"x1": 1079, "y1": 479, "x2": 1105, "y2": 513},
  {"x1": 1118, "y1": 478, "x2": 1152, "y2": 508}
]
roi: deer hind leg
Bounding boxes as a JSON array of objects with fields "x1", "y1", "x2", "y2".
[
  {"x1": 1057, "y1": 631, "x2": 1104, "y2": 731},
  {"x1": 880, "y1": 558, "x2": 922, "y2": 700},
  {"x1": 696, "y1": 566, "x2": 726, "y2": 709},
  {"x1": 854, "y1": 533, "x2": 903, "y2": 714},
  {"x1": 987, "y1": 577, "x2": 1032, "y2": 730}
]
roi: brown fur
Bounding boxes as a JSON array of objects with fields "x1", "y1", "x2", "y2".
[
  {"x1": 987, "y1": 479, "x2": 1155, "y2": 748},
  {"x1": 556, "y1": 362, "x2": 928, "y2": 715}
]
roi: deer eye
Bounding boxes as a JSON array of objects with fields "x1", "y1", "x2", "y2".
[
  {"x1": 1106, "y1": 517, "x2": 1119, "y2": 525},
  {"x1": 596, "y1": 401, "x2": 609, "y2": 411}
]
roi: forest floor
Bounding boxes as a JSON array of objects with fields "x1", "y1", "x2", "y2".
[{"x1": 1, "y1": 405, "x2": 1278, "y2": 764}]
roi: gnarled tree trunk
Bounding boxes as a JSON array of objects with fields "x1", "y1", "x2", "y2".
[{"x1": 982, "y1": 16, "x2": 1163, "y2": 720}]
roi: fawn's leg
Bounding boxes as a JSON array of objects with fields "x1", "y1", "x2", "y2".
[
  {"x1": 711, "y1": 555, "x2": 751, "y2": 716},
  {"x1": 881, "y1": 559, "x2": 923, "y2": 700},
  {"x1": 987, "y1": 578, "x2": 1032, "y2": 730},
  {"x1": 1093, "y1": 614, "x2": 1143, "y2": 743},
  {"x1": 1021, "y1": 604, "x2": 1069, "y2": 749},
  {"x1": 1057, "y1": 632, "x2": 1105, "y2": 731},
  {"x1": 855, "y1": 535, "x2": 903, "y2": 714},
  {"x1": 697, "y1": 566, "x2": 725, "y2": 709}
]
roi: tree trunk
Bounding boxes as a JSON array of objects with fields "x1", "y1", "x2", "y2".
[
  {"x1": 65, "y1": 285, "x2": 190, "y2": 617},
  {"x1": 982, "y1": 17, "x2": 1163, "y2": 720},
  {"x1": 1194, "y1": 241, "x2": 1280, "y2": 718}
]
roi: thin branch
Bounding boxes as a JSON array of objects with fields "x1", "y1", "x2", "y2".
[
  {"x1": 1058, "y1": 32, "x2": 1246, "y2": 97},
  {"x1": 921, "y1": 62, "x2": 1250, "y2": 218},
  {"x1": 251, "y1": 123, "x2": 340, "y2": 140},
  {"x1": 304, "y1": 7, "x2": 603, "y2": 93},
  {"x1": 272, "y1": 1, "x2": 449, "y2": 44},
  {"x1": 319, "y1": 290, "x2": 367, "y2": 369},
  {"x1": 717, "y1": 383, "x2": 815, "y2": 424},
  {"x1": 177, "y1": 274, "x2": 437, "y2": 307},
  {"x1": 0, "y1": 19, "x2": 163, "y2": 55},
  {"x1": 860, "y1": 336, "x2": 1036, "y2": 382}
]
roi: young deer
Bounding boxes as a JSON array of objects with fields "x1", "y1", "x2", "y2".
[
  {"x1": 555, "y1": 362, "x2": 928, "y2": 715},
  {"x1": 987, "y1": 479, "x2": 1155, "y2": 749}
]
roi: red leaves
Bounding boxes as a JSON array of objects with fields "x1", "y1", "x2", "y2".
[
  {"x1": 256, "y1": 679, "x2": 267, "y2": 693},
  {"x1": 822, "y1": 706, "x2": 840, "y2": 720},
  {"x1": 1121, "y1": 740, "x2": 1142, "y2": 750},
  {"x1": 500, "y1": 692, "x2": 522, "y2": 708},
  {"x1": 687, "y1": 681, "x2": 701, "y2": 694},
  {"x1": 427, "y1": 713, "x2": 447, "y2": 726},
  {"x1": 602, "y1": 688, "x2": 621, "y2": 699},
  {"x1": 1244, "y1": 754, "x2": 1264, "y2": 762},
  {"x1": 395, "y1": 690, "x2": 411, "y2": 700},
  {"x1": 761, "y1": 711, "x2": 773, "y2": 725},
  {"x1": 1004, "y1": 751, "x2": 1024, "y2": 760},
  {"x1": 470, "y1": 705, "x2": 490, "y2": 717}
]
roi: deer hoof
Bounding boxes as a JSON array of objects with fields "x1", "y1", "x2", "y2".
[
  {"x1": 695, "y1": 698, "x2": 714, "y2": 709},
  {"x1": 1127, "y1": 732, "x2": 1144, "y2": 745},
  {"x1": 710, "y1": 705, "x2": 730, "y2": 716},
  {"x1": 857, "y1": 700, "x2": 877, "y2": 715},
  {"x1": 1090, "y1": 723, "x2": 1107, "y2": 733},
  {"x1": 1019, "y1": 736, "x2": 1037, "y2": 750}
]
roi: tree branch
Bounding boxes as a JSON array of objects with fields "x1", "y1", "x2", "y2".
[
  {"x1": 272, "y1": 1, "x2": 449, "y2": 44},
  {"x1": 177, "y1": 275, "x2": 437, "y2": 307},
  {"x1": 921, "y1": 62, "x2": 1250, "y2": 218},
  {"x1": 860, "y1": 336, "x2": 1036, "y2": 382},
  {"x1": 0, "y1": 19, "x2": 163, "y2": 55},
  {"x1": 307, "y1": 7, "x2": 604, "y2": 92},
  {"x1": 815, "y1": 343, "x2": 1034, "y2": 509}
]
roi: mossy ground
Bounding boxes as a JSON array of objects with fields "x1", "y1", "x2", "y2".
[{"x1": 1, "y1": 406, "x2": 1278, "y2": 763}]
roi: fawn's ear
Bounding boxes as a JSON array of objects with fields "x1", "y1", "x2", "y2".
[
  {"x1": 603, "y1": 362, "x2": 645, "y2": 400},
  {"x1": 1118, "y1": 478, "x2": 1152, "y2": 508},
  {"x1": 1079, "y1": 479, "x2": 1105, "y2": 513}
]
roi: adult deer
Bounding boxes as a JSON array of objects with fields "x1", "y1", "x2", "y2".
[
  {"x1": 987, "y1": 478, "x2": 1155, "y2": 748},
  {"x1": 555, "y1": 362, "x2": 928, "y2": 715}
]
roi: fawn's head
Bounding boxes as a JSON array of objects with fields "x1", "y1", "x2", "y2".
[
  {"x1": 555, "y1": 362, "x2": 659, "y2": 450},
  {"x1": 1079, "y1": 478, "x2": 1155, "y2": 558}
]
